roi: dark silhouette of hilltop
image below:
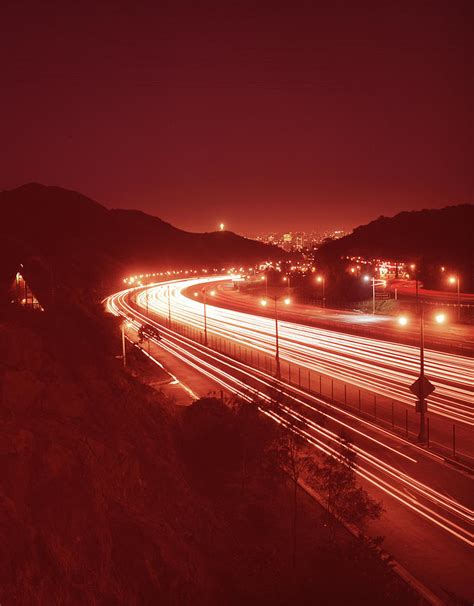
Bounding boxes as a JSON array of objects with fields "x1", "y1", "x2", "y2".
[
  {"x1": 0, "y1": 183, "x2": 284, "y2": 307},
  {"x1": 318, "y1": 204, "x2": 473, "y2": 263},
  {"x1": 317, "y1": 204, "x2": 474, "y2": 290}
]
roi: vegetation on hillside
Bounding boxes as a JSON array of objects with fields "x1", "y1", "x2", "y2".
[{"x1": 0, "y1": 306, "x2": 417, "y2": 605}]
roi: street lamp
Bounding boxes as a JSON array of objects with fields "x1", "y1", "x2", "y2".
[
  {"x1": 167, "y1": 283, "x2": 172, "y2": 327},
  {"x1": 283, "y1": 274, "x2": 291, "y2": 294},
  {"x1": 121, "y1": 320, "x2": 132, "y2": 368},
  {"x1": 316, "y1": 275, "x2": 325, "y2": 308},
  {"x1": 194, "y1": 286, "x2": 216, "y2": 346},
  {"x1": 261, "y1": 295, "x2": 290, "y2": 379},
  {"x1": 448, "y1": 275, "x2": 461, "y2": 321},
  {"x1": 398, "y1": 308, "x2": 445, "y2": 442},
  {"x1": 409, "y1": 263, "x2": 419, "y2": 303},
  {"x1": 363, "y1": 275, "x2": 385, "y2": 315}
]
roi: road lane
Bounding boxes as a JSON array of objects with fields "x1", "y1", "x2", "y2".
[{"x1": 106, "y1": 283, "x2": 473, "y2": 602}]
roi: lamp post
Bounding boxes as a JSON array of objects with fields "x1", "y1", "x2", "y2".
[
  {"x1": 121, "y1": 321, "x2": 131, "y2": 368},
  {"x1": 283, "y1": 274, "x2": 291, "y2": 294},
  {"x1": 363, "y1": 276, "x2": 386, "y2": 315},
  {"x1": 194, "y1": 287, "x2": 216, "y2": 346},
  {"x1": 203, "y1": 289, "x2": 208, "y2": 346},
  {"x1": 448, "y1": 276, "x2": 461, "y2": 321},
  {"x1": 261, "y1": 295, "x2": 290, "y2": 379},
  {"x1": 398, "y1": 308, "x2": 445, "y2": 442},
  {"x1": 145, "y1": 285, "x2": 151, "y2": 353},
  {"x1": 418, "y1": 305, "x2": 426, "y2": 441},
  {"x1": 410, "y1": 264, "x2": 418, "y2": 304},
  {"x1": 167, "y1": 283, "x2": 172, "y2": 327},
  {"x1": 316, "y1": 275, "x2": 325, "y2": 308}
]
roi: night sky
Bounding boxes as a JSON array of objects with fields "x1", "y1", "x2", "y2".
[{"x1": 1, "y1": 1, "x2": 472, "y2": 234}]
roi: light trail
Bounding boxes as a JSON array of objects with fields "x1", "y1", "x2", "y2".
[
  {"x1": 136, "y1": 277, "x2": 474, "y2": 425},
  {"x1": 106, "y1": 284, "x2": 474, "y2": 548}
]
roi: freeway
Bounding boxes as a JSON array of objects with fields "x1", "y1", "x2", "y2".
[
  {"x1": 206, "y1": 280, "x2": 474, "y2": 355},
  {"x1": 137, "y1": 277, "x2": 473, "y2": 427},
  {"x1": 105, "y1": 281, "x2": 474, "y2": 603}
]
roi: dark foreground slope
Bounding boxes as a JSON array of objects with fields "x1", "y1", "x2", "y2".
[
  {"x1": 0, "y1": 308, "x2": 417, "y2": 606},
  {"x1": 0, "y1": 183, "x2": 284, "y2": 307}
]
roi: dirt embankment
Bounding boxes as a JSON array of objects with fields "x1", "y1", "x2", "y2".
[{"x1": 0, "y1": 308, "x2": 418, "y2": 605}]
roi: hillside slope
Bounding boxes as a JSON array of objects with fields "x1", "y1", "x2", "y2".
[
  {"x1": 318, "y1": 204, "x2": 473, "y2": 264},
  {"x1": 317, "y1": 204, "x2": 474, "y2": 291},
  {"x1": 0, "y1": 309, "x2": 417, "y2": 605},
  {"x1": 0, "y1": 183, "x2": 284, "y2": 307}
]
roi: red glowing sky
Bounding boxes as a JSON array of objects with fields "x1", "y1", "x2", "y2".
[{"x1": 1, "y1": 1, "x2": 472, "y2": 234}]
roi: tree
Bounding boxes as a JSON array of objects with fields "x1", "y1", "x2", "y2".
[
  {"x1": 274, "y1": 415, "x2": 316, "y2": 570},
  {"x1": 316, "y1": 436, "x2": 382, "y2": 536}
]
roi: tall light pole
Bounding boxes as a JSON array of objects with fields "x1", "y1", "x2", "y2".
[
  {"x1": 363, "y1": 276, "x2": 385, "y2": 315},
  {"x1": 418, "y1": 305, "x2": 426, "y2": 441},
  {"x1": 316, "y1": 275, "x2": 325, "y2": 308},
  {"x1": 203, "y1": 289, "x2": 208, "y2": 346},
  {"x1": 448, "y1": 275, "x2": 461, "y2": 321},
  {"x1": 398, "y1": 309, "x2": 444, "y2": 442},
  {"x1": 145, "y1": 285, "x2": 150, "y2": 353},
  {"x1": 194, "y1": 287, "x2": 216, "y2": 346},
  {"x1": 167, "y1": 283, "x2": 172, "y2": 327},
  {"x1": 261, "y1": 295, "x2": 290, "y2": 379},
  {"x1": 121, "y1": 321, "x2": 131, "y2": 368},
  {"x1": 410, "y1": 264, "x2": 418, "y2": 304}
]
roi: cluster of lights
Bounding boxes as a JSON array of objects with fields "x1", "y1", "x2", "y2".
[
  {"x1": 123, "y1": 265, "x2": 259, "y2": 286},
  {"x1": 193, "y1": 289, "x2": 217, "y2": 297},
  {"x1": 398, "y1": 312, "x2": 447, "y2": 326},
  {"x1": 260, "y1": 297, "x2": 291, "y2": 306}
]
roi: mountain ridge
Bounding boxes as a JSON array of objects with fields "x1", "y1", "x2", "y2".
[{"x1": 0, "y1": 183, "x2": 285, "y2": 307}]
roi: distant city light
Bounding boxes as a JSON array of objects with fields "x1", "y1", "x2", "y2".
[
  {"x1": 398, "y1": 316, "x2": 408, "y2": 326},
  {"x1": 435, "y1": 312, "x2": 446, "y2": 324},
  {"x1": 219, "y1": 222, "x2": 225, "y2": 231},
  {"x1": 284, "y1": 297, "x2": 291, "y2": 305},
  {"x1": 260, "y1": 299, "x2": 267, "y2": 306}
]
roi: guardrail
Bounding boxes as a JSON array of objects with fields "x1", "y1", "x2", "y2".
[{"x1": 155, "y1": 316, "x2": 473, "y2": 469}]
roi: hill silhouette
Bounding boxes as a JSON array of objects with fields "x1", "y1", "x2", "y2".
[
  {"x1": 317, "y1": 204, "x2": 474, "y2": 290},
  {"x1": 0, "y1": 183, "x2": 284, "y2": 307},
  {"x1": 318, "y1": 204, "x2": 473, "y2": 263}
]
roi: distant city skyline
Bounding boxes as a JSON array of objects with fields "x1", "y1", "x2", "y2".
[{"x1": 245, "y1": 228, "x2": 348, "y2": 250}]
